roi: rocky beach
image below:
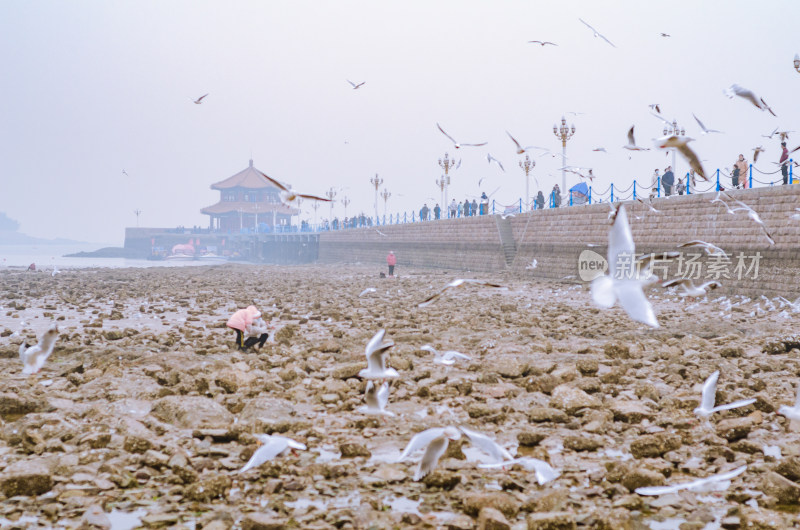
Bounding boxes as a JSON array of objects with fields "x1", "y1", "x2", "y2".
[{"x1": 1, "y1": 264, "x2": 799, "y2": 529}]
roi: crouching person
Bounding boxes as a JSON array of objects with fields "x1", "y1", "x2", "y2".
[{"x1": 227, "y1": 305, "x2": 269, "y2": 351}]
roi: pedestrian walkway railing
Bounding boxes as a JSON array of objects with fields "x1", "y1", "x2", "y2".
[{"x1": 229, "y1": 161, "x2": 794, "y2": 234}]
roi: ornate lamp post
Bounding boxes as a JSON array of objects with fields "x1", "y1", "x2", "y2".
[
  {"x1": 663, "y1": 119, "x2": 685, "y2": 177},
  {"x1": 794, "y1": 53, "x2": 800, "y2": 73},
  {"x1": 380, "y1": 188, "x2": 391, "y2": 218},
  {"x1": 438, "y1": 152, "x2": 459, "y2": 214},
  {"x1": 341, "y1": 196, "x2": 351, "y2": 220},
  {"x1": 325, "y1": 187, "x2": 337, "y2": 221},
  {"x1": 435, "y1": 176, "x2": 447, "y2": 212},
  {"x1": 311, "y1": 201, "x2": 320, "y2": 228},
  {"x1": 519, "y1": 155, "x2": 536, "y2": 210},
  {"x1": 133, "y1": 209, "x2": 142, "y2": 227},
  {"x1": 369, "y1": 174, "x2": 383, "y2": 219},
  {"x1": 552, "y1": 116, "x2": 576, "y2": 192}
]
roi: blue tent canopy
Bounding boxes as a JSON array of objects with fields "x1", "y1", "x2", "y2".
[{"x1": 569, "y1": 182, "x2": 588, "y2": 195}]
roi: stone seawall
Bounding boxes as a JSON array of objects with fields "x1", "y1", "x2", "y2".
[{"x1": 318, "y1": 185, "x2": 800, "y2": 297}]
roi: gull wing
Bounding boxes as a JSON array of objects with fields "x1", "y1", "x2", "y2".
[
  {"x1": 364, "y1": 381, "x2": 379, "y2": 410},
  {"x1": 256, "y1": 170, "x2": 289, "y2": 192},
  {"x1": 608, "y1": 205, "x2": 635, "y2": 279},
  {"x1": 399, "y1": 427, "x2": 445, "y2": 462},
  {"x1": 615, "y1": 280, "x2": 658, "y2": 328},
  {"x1": 712, "y1": 398, "x2": 755, "y2": 413},
  {"x1": 239, "y1": 437, "x2": 289, "y2": 473},
  {"x1": 676, "y1": 143, "x2": 707, "y2": 181},
  {"x1": 700, "y1": 371, "x2": 719, "y2": 412},
  {"x1": 415, "y1": 435, "x2": 448, "y2": 481},
  {"x1": 507, "y1": 131, "x2": 523, "y2": 151},
  {"x1": 442, "y1": 351, "x2": 470, "y2": 362},
  {"x1": 627, "y1": 126, "x2": 636, "y2": 146},
  {"x1": 297, "y1": 194, "x2": 332, "y2": 202},
  {"x1": 460, "y1": 142, "x2": 488, "y2": 147},
  {"x1": 377, "y1": 382, "x2": 390, "y2": 410},
  {"x1": 794, "y1": 381, "x2": 800, "y2": 409},
  {"x1": 420, "y1": 344, "x2": 438, "y2": 355},
  {"x1": 591, "y1": 275, "x2": 616, "y2": 308},
  {"x1": 636, "y1": 466, "x2": 746, "y2": 496},
  {"x1": 459, "y1": 426, "x2": 513, "y2": 463},
  {"x1": 19, "y1": 342, "x2": 28, "y2": 362},
  {"x1": 436, "y1": 123, "x2": 457, "y2": 145}
]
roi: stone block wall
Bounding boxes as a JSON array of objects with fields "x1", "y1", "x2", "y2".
[{"x1": 317, "y1": 185, "x2": 800, "y2": 298}]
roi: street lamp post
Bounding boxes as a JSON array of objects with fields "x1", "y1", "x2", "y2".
[
  {"x1": 435, "y1": 177, "x2": 447, "y2": 213},
  {"x1": 663, "y1": 119, "x2": 686, "y2": 177},
  {"x1": 380, "y1": 188, "x2": 391, "y2": 219},
  {"x1": 438, "y1": 152, "x2": 459, "y2": 215},
  {"x1": 369, "y1": 174, "x2": 383, "y2": 220},
  {"x1": 341, "y1": 196, "x2": 351, "y2": 221},
  {"x1": 518, "y1": 155, "x2": 536, "y2": 210},
  {"x1": 133, "y1": 209, "x2": 142, "y2": 227},
  {"x1": 552, "y1": 116, "x2": 576, "y2": 192},
  {"x1": 325, "y1": 187, "x2": 337, "y2": 222},
  {"x1": 311, "y1": 201, "x2": 320, "y2": 229}
]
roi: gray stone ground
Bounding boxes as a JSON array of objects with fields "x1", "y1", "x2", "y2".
[{"x1": 0, "y1": 264, "x2": 799, "y2": 529}]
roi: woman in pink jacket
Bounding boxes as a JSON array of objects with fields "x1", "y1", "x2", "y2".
[
  {"x1": 227, "y1": 305, "x2": 269, "y2": 351},
  {"x1": 386, "y1": 251, "x2": 397, "y2": 277}
]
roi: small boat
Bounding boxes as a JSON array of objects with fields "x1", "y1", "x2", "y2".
[
  {"x1": 198, "y1": 253, "x2": 227, "y2": 262},
  {"x1": 165, "y1": 253, "x2": 195, "y2": 261}
]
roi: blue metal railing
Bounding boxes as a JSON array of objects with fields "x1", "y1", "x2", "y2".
[{"x1": 234, "y1": 160, "x2": 793, "y2": 233}]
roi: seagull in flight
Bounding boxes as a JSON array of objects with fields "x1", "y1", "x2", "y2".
[
  {"x1": 479, "y1": 457, "x2": 560, "y2": 485},
  {"x1": 693, "y1": 371, "x2": 755, "y2": 418},
  {"x1": 347, "y1": 79, "x2": 366, "y2": 90},
  {"x1": 592, "y1": 147, "x2": 607, "y2": 153},
  {"x1": 725, "y1": 84, "x2": 776, "y2": 116},
  {"x1": 399, "y1": 427, "x2": 462, "y2": 481},
  {"x1": 358, "y1": 381, "x2": 395, "y2": 417},
  {"x1": 662, "y1": 278, "x2": 722, "y2": 297},
  {"x1": 192, "y1": 93, "x2": 208, "y2": 105},
  {"x1": 752, "y1": 146, "x2": 766, "y2": 163},
  {"x1": 418, "y1": 279, "x2": 505, "y2": 308},
  {"x1": 122, "y1": 169, "x2": 129, "y2": 177},
  {"x1": 778, "y1": 381, "x2": 800, "y2": 421},
  {"x1": 678, "y1": 240, "x2": 727, "y2": 257},
  {"x1": 506, "y1": 131, "x2": 538, "y2": 155},
  {"x1": 420, "y1": 345, "x2": 471, "y2": 365},
  {"x1": 358, "y1": 329, "x2": 399, "y2": 380},
  {"x1": 578, "y1": 18, "x2": 616, "y2": 48},
  {"x1": 623, "y1": 126, "x2": 649, "y2": 151},
  {"x1": 528, "y1": 40, "x2": 557, "y2": 47},
  {"x1": 762, "y1": 127, "x2": 779, "y2": 139},
  {"x1": 649, "y1": 103, "x2": 662, "y2": 114},
  {"x1": 693, "y1": 113, "x2": 723, "y2": 135},
  {"x1": 487, "y1": 153, "x2": 505, "y2": 172},
  {"x1": 635, "y1": 466, "x2": 746, "y2": 496},
  {"x1": 436, "y1": 123, "x2": 487, "y2": 149},
  {"x1": 659, "y1": 32, "x2": 671, "y2": 38},
  {"x1": 654, "y1": 135, "x2": 707, "y2": 181},
  {"x1": 239, "y1": 435, "x2": 306, "y2": 473},
  {"x1": 257, "y1": 171, "x2": 332, "y2": 207}
]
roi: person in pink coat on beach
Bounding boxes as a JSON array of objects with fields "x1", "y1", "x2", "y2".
[
  {"x1": 386, "y1": 251, "x2": 397, "y2": 277},
  {"x1": 227, "y1": 305, "x2": 269, "y2": 351}
]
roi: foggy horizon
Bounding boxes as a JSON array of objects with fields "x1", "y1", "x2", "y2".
[{"x1": 1, "y1": 1, "x2": 798, "y2": 245}]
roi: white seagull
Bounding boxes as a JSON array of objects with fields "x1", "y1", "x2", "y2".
[
  {"x1": 693, "y1": 371, "x2": 756, "y2": 418},
  {"x1": 725, "y1": 84, "x2": 776, "y2": 116},
  {"x1": 578, "y1": 18, "x2": 616, "y2": 48},
  {"x1": 347, "y1": 79, "x2": 366, "y2": 89},
  {"x1": 19, "y1": 324, "x2": 59, "y2": 374},
  {"x1": 418, "y1": 279, "x2": 505, "y2": 308},
  {"x1": 257, "y1": 171, "x2": 332, "y2": 207},
  {"x1": 591, "y1": 204, "x2": 659, "y2": 328},
  {"x1": 358, "y1": 381, "x2": 395, "y2": 417},
  {"x1": 654, "y1": 135, "x2": 707, "y2": 181},
  {"x1": 359, "y1": 288, "x2": 377, "y2": 297},
  {"x1": 635, "y1": 466, "x2": 747, "y2": 496},
  {"x1": 420, "y1": 345, "x2": 471, "y2": 365},
  {"x1": 239, "y1": 434, "x2": 306, "y2": 473},
  {"x1": 487, "y1": 153, "x2": 505, "y2": 172},
  {"x1": 459, "y1": 426, "x2": 513, "y2": 464},
  {"x1": 192, "y1": 93, "x2": 208, "y2": 104},
  {"x1": 528, "y1": 40, "x2": 557, "y2": 47},
  {"x1": 693, "y1": 113, "x2": 723, "y2": 135},
  {"x1": 507, "y1": 131, "x2": 538, "y2": 154},
  {"x1": 661, "y1": 278, "x2": 722, "y2": 297},
  {"x1": 436, "y1": 123, "x2": 487, "y2": 149},
  {"x1": 398, "y1": 426, "x2": 462, "y2": 481},
  {"x1": 479, "y1": 457, "x2": 560, "y2": 485},
  {"x1": 358, "y1": 329, "x2": 399, "y2": 380},
  {"x1": 778, "y1": 382, "x2": 800, "y2": 421},
  {"x1": 678, "y1": 240, "x2": 727, "y2": 257},
  {"x1": 623, "y1": 126, "x2": 649, "y2": 152}
]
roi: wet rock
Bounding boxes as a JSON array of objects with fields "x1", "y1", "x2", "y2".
[
  {"x1": 549, "y1": 385, "x2": 600, "y2": 414},
  {"x1": 339, "y1": 443, "x2": 371, "y2": 458},
  {"x1": 444, "y1": 515, "x2": 478, "y2": 530},
  {"x1": 240, "y1": 513, "x2": 286, "y2": 530},
  {"x1": 462, "y1": 492, "x2": 520, "y2": 518},
  {"x1": 422, "y1": 470, "x2": 461, "y2": 490},
  {"x1": 525, "y1": 374, "x2": 559, "y2": 394},
  {"x1": 81, "y1": 505, "x2": 111, "y2": 529},
  {"x1": 630, "y1": 432, "x2": 682, "y2": 459},
  {"x1": 576, "y1": 358, "x2": 599, "y2": 376},
  {"x1": 141, "y1": 512, "x2": 179, "y2": 527},
  {"x1": 620, "y1": 467, "x2": 665, "y2": 492},
  {"x1": 183, "y1": 474, "x2": 232, "y2": 502},
  {"x1": 0, "y1": 458, "x2": 54, "y2": 496},
  {"x1": 775, "y1": 456, "x2": 800, "y2": 482},
  {"x1": 79, "y1": 432, "x2": 111, "y2": 449},
  {"x1": 124, "y1": 435, "x2": 153, "y2": 454},
  {"x1": 564, "y1": 434, "x2": 603, "y2": 452},
  {"x1": 0, "y1": 392, "x2": 46, "y2": 418},
  {"x1": 589, "y1": 508, "x2": 635, "y2": 530},
  {"x1": 526, "y1": 512, "x2": 576, "y2": 530},
  {"x1": 762, "y1": 336, "x2": 800, "y2": 355},
  {"x1": 517, "y1": 431, "x2": 546, "y2": 447},
  {"x1": 494, "y1": 357, "x2": 528, "y2": 379},
  {"x1": 760, "y1": 471, "x2": 800, "y2": 505},
  {"x1": 528, "y1": 407, "x2": 568, "y2": 423},
  {"x1": 329, "y1": 362, "x2": 362, "y2": 380},
  {"x1": 716, "y1": 413, "x2": 760, "y2": 442},
  {"x1": 143, "y1": 449, "x2": 170, "y2": 468},
  {"x1": 522, "y1": 489, "x2": 568, "y2": 513},
  {"x1": 151, "y1": 396, "x2": 234, "y2": 428},
  {"x1": 609, "y1": 399, "x2": 652, "y2": 423},
  {"x1": 478, "y1": 507, "x2": 511, "y2": 530},
  {"x1": 603, "y1": 343, "x2": 630, "y2": 359},
  {"x1": 235, "y1": 397, "x2": 295, "y2": 429}
]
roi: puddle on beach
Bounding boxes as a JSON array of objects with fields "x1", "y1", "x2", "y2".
[
  {"x1": 108, "y1": 509, "x2": 147, "y2": 530},
  {"x1": 314, "y1": 445, "x2": 341, "y2": 463}
]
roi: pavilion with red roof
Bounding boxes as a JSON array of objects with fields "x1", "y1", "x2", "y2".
[{"x1": 201, "y1": 160, "x2": 299, "y2": 232}]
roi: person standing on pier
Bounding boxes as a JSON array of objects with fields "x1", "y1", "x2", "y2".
[
  {"x1": 662, "y1": 166, "x2": 675, "y2": 196},
  {"x1": 449, "y1": 199, "x2": 457, "y2": 218},
  {"x1": 386, "y1": 251, "x2": 396, "y2": 277},
  {"x1": 471, "y1": 199, "x2": 478, "y2": 216},
  {"x1": 536, "y1": 191, "x2": 545, "y2": 209},
  {"x1": 420, "y1": 204, "x2": 429, "y2": 221},
  {"x1": 434, "y1": 203, "x2": 441, "y2": 220},
  {"x1": 780, "y1": 142, "x2": 790, "y2": 185},
  {"x1": 734, "y1": 154, "x2": 749, "y2": 189},
  {"x1": 463, "y1": 198, "x2": 471, "y2": 217}
]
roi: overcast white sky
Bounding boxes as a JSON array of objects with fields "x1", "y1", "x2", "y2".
[{"x1": 1, "y1": 1, "x2": 798, "y2": 244}]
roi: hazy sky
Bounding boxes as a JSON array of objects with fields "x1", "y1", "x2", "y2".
[{"x1": 1, "y1": 1, "x2": 798, "y2": 244}]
